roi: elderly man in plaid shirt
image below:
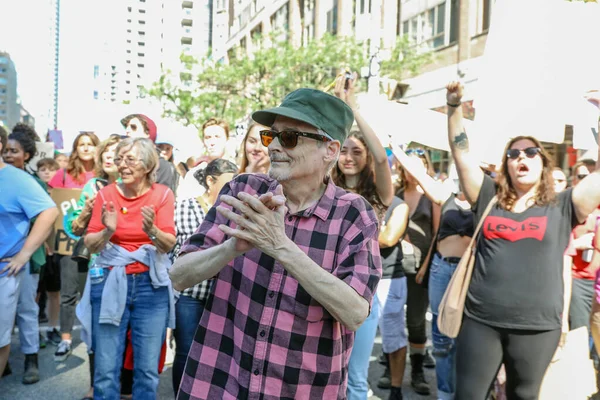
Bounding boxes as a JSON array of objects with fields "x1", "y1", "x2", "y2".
[{"x1": 170, "y1": 88, "x2": 382, "y2": 400}]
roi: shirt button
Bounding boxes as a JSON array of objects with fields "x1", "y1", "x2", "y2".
[
  {"x1": 268, "y1": 291, "x2": 275, "y2": 298},
  {"x1": 260, "y1": 330, "x2": 266, "y2": 337},
  {"x1": 254, "y1": 369, "x2": 259, "y2": 376}
]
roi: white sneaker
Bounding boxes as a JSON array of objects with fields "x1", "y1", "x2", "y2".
[{"x1": 54, "y1": 340, "x2": 72, "y2": 362}]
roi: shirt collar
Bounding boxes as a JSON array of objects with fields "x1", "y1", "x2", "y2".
[{"x1": 269, "y1": 177, "x2": 336, "y2": 221}]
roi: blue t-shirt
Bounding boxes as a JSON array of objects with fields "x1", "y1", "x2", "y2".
[{"x1": 0, "y1": 165, "x2": 56, "y2": 277}]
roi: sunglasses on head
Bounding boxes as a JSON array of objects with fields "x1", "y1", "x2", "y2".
[
  {"x1": 406, "y1": 148, "x2": 425, "y2": 156},
  {"x1": 259, "y1": 129, "x2": 330, "y2": 149},
  {"x1": 506, "y1": 147, "x2": 541, "y2": 160}
]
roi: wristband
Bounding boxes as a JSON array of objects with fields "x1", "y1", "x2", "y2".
[{"x1": 447, "y1": 102, "x2": 461, "y2": 108}]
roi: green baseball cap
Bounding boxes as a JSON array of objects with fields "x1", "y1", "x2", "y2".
[{"x1": 252, "y1": 88, "x2": 354, "y2": 143}]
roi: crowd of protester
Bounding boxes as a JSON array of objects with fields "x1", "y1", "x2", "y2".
[{"x1": 1, "y1": 78, "x2": 599, "y2": 400}]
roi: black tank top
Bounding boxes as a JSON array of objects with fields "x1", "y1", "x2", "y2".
[
  {"x1": 398, "y1": 189, "x2": 434, "y2": 274},
  {"x1": 438, "y1": 195, "x2": 474, "y2": 241}
]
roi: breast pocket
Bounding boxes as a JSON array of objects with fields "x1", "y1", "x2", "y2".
[{"x1": 279, "y1": 285, "x2": 333, "y2": 323}]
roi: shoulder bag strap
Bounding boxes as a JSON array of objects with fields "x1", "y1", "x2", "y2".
[
  {"x1": 63, "y1": 168, "x2": 67, "y2": 185},
  {"x1": 472, "y1": 196, "x2": 498, "y2": 242}
]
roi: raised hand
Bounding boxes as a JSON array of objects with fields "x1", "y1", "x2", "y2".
[
  {"x1": 446, "y1": 81, "x2": 464, "y2": 105},
  {"x1": 585, "y1": 89, "x2": 600, "y2": 109},
  {"x1": 101, "y1": 201, "x2": 118, "y2": 233},
  {"x1": 333, "y1": 71, "x2": 358, "y2": 110}
]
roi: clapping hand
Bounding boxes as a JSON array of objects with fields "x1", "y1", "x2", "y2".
[
  {"x1": 141, "y1": 206, "x2": 157, "y2": 237},
  {"x1": 82, "y1": 193, "x2": 96, "y2": 217},
  {"x1": 217, "y1": 185, "x2": 288, "y2": 257},
  {"x1": 101, "y1": 201, "x2": 118, "y2": 233}
]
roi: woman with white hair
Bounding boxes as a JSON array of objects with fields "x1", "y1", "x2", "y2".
[{"x1": 81, "y1": 137, "x2": 176, "y2": 399}]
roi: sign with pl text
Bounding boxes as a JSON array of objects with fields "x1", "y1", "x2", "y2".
[{"x1": 50, "y1": 188, "x2": 82, "y2": 256}]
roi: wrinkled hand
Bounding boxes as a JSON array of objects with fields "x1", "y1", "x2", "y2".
[
  {"x1": 333, "y1": 71, "x2": 358, "y2": 110},
  {"x1": 217, "y1": 185, "x2": 289, "y2": 257},
  {"x1": 446, "y1": 81, "x2": 464, "y2": 105},
  {"x1": 585, "y1": 90, "x2": 600, "y2": 109},
  {"x1": 141, "y1": 206, "x2": 156, "y2": 236},
  {"x1": 101, "y1": 201, "x2": 118, "y2": 233},
  {"x1": 0, "y1": 252, "x2": 30, "y2": 276}
]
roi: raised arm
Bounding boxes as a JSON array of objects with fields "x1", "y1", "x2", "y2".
[
  {"x1": 446, "y1": 82, "x2": 484, "y2": 204},
  {"x1": 379, "y1": 202, "x2": 409, "y2": 248},
  {"x1": 389, "y1": 143, "x2": 452, "y2": 205},
  {"x1": 334, "y1": 73, "x2": 394, "y2": 206},
  {"x1": 572, "y1": 91, "x2": 600, "y2": 222}
]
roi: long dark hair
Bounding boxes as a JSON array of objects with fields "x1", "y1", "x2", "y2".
[
  {"x1": 67, "y1": 132, "x2": 100, "y2": 184},
  {"x1": 332, "y1": 132, "x2": 386, "y2": 217},
  {"x1": 194, "y1": 158, "x2": 238, "y2": 190},
  {"x1": 497, "y1": 135, "x2": 556, "y2": 211}
]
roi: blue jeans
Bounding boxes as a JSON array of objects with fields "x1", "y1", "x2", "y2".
[
  {"x1": 91, "y1": 271, "x2": 169, "y2": 400},
  {"x1": 429, "y1": 253, "x2": 458, "y2": 400},
  {"x1": 17, "y1": 268, "x2": 40, "y2": 354},
  {"x1": 172, "y1": 295, "x2": 205, "y2": 396},
  {"x1": 347, "y1": 295, "x2": 380, "y2": 400}
]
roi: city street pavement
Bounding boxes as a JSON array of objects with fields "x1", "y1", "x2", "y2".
[{"x1": 3, "y1": 323, "x2": 437, "y2": 400}]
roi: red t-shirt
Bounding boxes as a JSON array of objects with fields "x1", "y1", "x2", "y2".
[
  {"x1": 48, "y1": 168, "x2": 96, "y2": 189},
  {"x1": 87, "y1": 183, "x2": 176, "y2": 274}
]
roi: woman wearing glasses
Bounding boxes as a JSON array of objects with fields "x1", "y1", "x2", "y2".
[
  {"x1": 446, "y1": 82, "x2": 600, "y2": 399},
  {"x1": 330, "y1": 73, "x2": 395, "y2": 400},
  {"x1": 81, "y1": 137, "x2": 176, "y2": 399}
]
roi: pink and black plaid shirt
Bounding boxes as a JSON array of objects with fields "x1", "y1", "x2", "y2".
[{"x1": 177, "y1": 174, "x2": 382, "y2": 400}]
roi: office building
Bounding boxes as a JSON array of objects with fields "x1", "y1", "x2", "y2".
[{"x1": 0, "y1": 52, "x2": 20, "y2": 129}]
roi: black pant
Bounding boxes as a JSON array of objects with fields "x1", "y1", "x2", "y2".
[
  {"x1": 456, "y1": 315, "x2": 560, "y2": 400},
  {"x1": 406, "y1": 273, "x2": 429, "y2": 344}
]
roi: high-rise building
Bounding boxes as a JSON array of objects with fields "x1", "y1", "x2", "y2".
[{"x1": 0, "y1": 52, "x2": 20, "y2": 129}]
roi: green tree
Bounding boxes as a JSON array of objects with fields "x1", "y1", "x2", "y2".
[{"x1": 149, "y1": 33, "x2": 429, "y2": 133}]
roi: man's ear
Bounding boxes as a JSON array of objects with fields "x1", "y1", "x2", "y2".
[{"x1": 324, "y1": 140, "x2": 340, "y2": 163}]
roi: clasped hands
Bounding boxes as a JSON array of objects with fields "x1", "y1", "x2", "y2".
[{"x1": 217, "y1": 185, "x2": 289, "y2": 256}]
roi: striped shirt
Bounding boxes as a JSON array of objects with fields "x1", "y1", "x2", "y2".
[{"x1": 177, "y1": 174, "x2": 382, "y2": 400}]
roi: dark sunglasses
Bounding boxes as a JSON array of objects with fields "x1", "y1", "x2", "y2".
[
  {"x1": 406, "y1": 148, "x2": 425, "y2": 156},
  {"x1": 506, "y1": 147, "x2": 541, "y2": 160},
  {"x1": 128, "y1": 123, "x2": 138, "y2": 131},
  {"x1": 577, "y1": 174, "x2": 589, "y2": 180},
  {"x1": 259, "y1": 129, "x2": 330, "y2": 149}
]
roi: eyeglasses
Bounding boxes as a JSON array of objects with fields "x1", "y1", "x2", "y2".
[
  {"x1": 259, "y1": 129, "x2": 330, "y2": 149},
  {"x1": 406, "y1": 148, "x2": 425, "y2": 156},
  {"x1": 577, "y1": 174, "x2": 589, "y2": 180},
  {"x1": 506, "y1": 147, "x2": 541, "y2": 160},
  {"x1": 114, "y1": 157, "x2": 141, "y2": 167}
]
